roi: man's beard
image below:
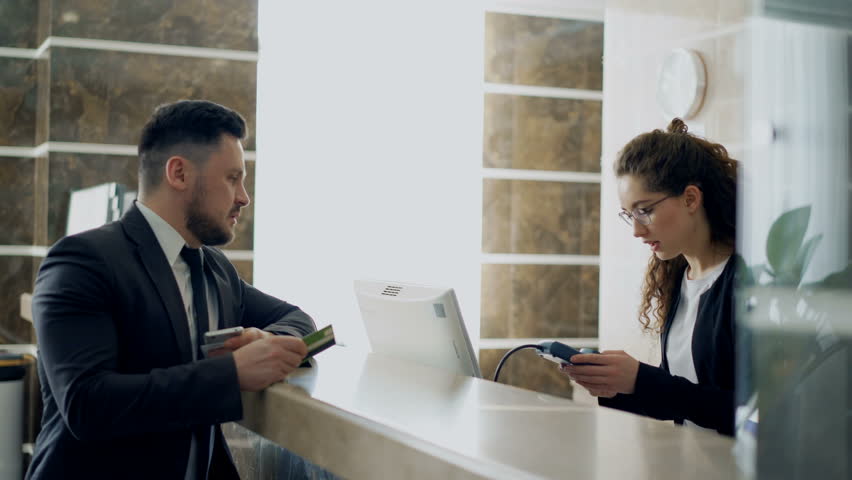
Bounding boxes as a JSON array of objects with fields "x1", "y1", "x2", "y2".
[{"x1": 186, "y1": 184, "x2": 234, "y2": 247}]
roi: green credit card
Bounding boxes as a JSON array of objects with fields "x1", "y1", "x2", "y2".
[{"x1": 303, "y1": 325, "x2": 335, "y2": 359}]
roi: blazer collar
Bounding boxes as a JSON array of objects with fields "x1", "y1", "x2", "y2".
[{"x1": 120, "y1": 203, "x2": 194, "y2": 363}]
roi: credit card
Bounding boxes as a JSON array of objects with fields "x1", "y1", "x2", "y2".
[{"x1": 303, "y1": 325, "x2": 335, "y2": 359}]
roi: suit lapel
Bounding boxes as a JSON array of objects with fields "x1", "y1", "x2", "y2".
[{"x1": 121, "y1": 205, "x2": 194, "y2": 363}]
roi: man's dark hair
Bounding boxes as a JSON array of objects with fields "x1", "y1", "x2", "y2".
[{"x1": 138, "y1": 100, "x2": 247, "y2": 193}]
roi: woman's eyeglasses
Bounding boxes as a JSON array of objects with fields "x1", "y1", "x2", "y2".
[{"x1": 618, "y1": 195, "x2": 672, "y2": 226}]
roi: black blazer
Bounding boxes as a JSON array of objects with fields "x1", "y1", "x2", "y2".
[
  {"x1": 599, "y1": 255, "x2": 740, "y2": 436},
  {"x1": 26, "y1": 205, "x2": 316, "y2": 479}
]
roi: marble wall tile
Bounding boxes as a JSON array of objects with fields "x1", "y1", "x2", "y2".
[
  {"x1": 578, "y1": 265, "x2": 599, "y2": 338},
  {"x1": 46, "y1": 153, "x2": 138, "y2": 245},
  {"x1": 229, "y1": 161, "x2": 255, "y2": 251},
  {"x1": 485, "y1": 13, "x2": 603, "y2": 90},
  {"x1": 231, "y1": 260, "x2": 254, "y2": 286},
  {"x1": 480, "y1": 264, "x2": 511, "y2": 338},
  {"x1": 482, "y1": 179, "x2": 600, "y2": 255},
  {"x1": 483, "y1": 94, "x2": 601, "y2": 172},
  {"x1": 38, "y1": 0, "x2": 52, "y2": 46},
  {"x1": 33, "y1": 156, "x2": 49, "y2": 246},
  {"x1": 479, "y1": 348, "x2": 573, "y2": 399},
  {"x1": 36, "y1": 57, "x2": 50, "y2": 145},
  {"x1": 50, "y1": 0, "x2": 258, "y2": 51},
  {"x1": 480, "y1": 264, "x2": 599, "y2": 339},
  {"x1": 49, "y1": 48, "x2": 257, "y2": 149},
  {"x1": 481, "y1": 178, "x2": 511, "y2": 253},
  {"x1": 0, "y1": 158, "x2": 36, "y2": 245},
  {"x1": 0, "y1": 256, "x2": 36, "y2": 344},
  {"x1": 0, "y1": 0, "x2": 39, "y2": 48},
  {"x1": 0, "y1": 58, "x2": 37, "y2": 146}
]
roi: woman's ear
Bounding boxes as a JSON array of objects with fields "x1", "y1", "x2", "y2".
[{"x1": 683, "y1": 184, "x2": 703, "y2": 213}]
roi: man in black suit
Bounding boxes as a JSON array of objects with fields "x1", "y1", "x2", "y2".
[{"x1": 26, "y1": 100, "x2": 315, "y2": 479}]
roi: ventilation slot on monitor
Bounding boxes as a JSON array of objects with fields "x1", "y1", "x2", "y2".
[{"x1": 381, "y1": 285, "x2": 403, "y2": 297}]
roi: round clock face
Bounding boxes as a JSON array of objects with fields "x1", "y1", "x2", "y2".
[{"x1": 656, "y1": 48, "x2": 707, "y2": 120}]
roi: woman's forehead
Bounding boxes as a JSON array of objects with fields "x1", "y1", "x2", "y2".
[{"x1": 617, "y1": 175, "x2": 651, "y2": 198}]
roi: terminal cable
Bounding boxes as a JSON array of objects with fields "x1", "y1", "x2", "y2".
[{"x1": 492, "y1": 344, "x2": 543, "y2": 383}]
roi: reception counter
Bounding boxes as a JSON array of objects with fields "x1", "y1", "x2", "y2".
[{"x1": 237, "y1": 347, "x2": 740, "y2": 479}]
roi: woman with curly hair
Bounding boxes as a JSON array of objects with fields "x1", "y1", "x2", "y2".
[{"x1": 562, "y1": 118, "x2": 740, "y2": 436}]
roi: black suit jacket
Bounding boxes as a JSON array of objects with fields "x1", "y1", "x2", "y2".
[
  {"x1": 26, "y1": 205, "x2": 316, "y2": 479},
  {"x1": 599, "y1": 256, "x2": 740, "y2": 436}
]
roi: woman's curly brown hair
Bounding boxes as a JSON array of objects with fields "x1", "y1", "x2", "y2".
[{"x1": 614, "y1": 118, "x2": 738, "y2": 332}]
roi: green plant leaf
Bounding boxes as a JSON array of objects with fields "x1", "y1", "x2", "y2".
[
  {"x1": 766, "y1": 206, "x2": 811, "y2": 279},
  {"x1": 793, "y1": 234, "x2": 822, "y2": 283}
]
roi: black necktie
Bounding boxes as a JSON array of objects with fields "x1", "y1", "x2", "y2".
[
  {"x1": 180, "y1": 246, "x2": 213, "y2": 479},
  {"x1": 180, "y1": 246, "x2": 209, "y2": 360}
]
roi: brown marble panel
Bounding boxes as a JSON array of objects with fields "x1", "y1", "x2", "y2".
[
  {"x1": 482, "y1": 93, "x2": 513, "y2": 169},
  {"x1": 578, "y1": 266, "x2": 599, "y2": 338},
  {"x1": 228, "y1": 161, "x2": 255, "y2": 250},
  {"x1": 33, "y1": 156, "x2": 49, "y2": 246},
  {"x1": 47, "y1": 153, "x2": 138, "y2": 244},
  {"x1": 38, "y1": 0, "x2": 52, "y2": 46},
  {"x1": 0, "y1": 0, "x2": 38, "y2": 48},
  {"x1": 482, "y1": 179, "x2": 600, "y2": 255},
  {"x1": 485, "y1": 13, "x2": 603, "y2": 90},
  {"x1": 0, "y1": 256, "x2": 37, "y2": 344},
  {"x1": 480, "y1": 348, "x2": 573, "y2": 399},
  {"x1": 36, "y1": 57, "x2": 50, "y2": 145},
  {"x1": 231, "y1": 259, "x2": 254, "y2": 285},
  {"x1": 49, "y1": 48, "x2": 257, "y2": 149},
  {"x1": 50, "y1": 0, "x2": 258, "y2": 51},
  {"x1": 480, "y1": 264, "x2": 511, "y2": 338},
  {"x1": 481, "y1": 178, "x2": 511, "y2": 254},
  {"x1": 0, "y1": 58, "x2": 37, "y2": 146},
  {"x1": 481, "y1": 264, "x2": 598, "y2": 339},
  {"x1": 0, "y1": 158, "x2": 36, "y2": 245},
  {"x1": 483, "y1": 95, "x2": 601, "y2": 172}
]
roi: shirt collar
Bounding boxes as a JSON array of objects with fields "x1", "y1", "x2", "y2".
[{"x1": 136, "y1": 201, "x2": 190, "y2": 267}]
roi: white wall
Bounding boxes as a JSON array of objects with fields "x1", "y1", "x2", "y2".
[
  {"x1": 254, "y1": 1, "x2": 484, "y2": 350},
  {"x1": 599, "y1": 0, "x2": 749, "y2": 363}
]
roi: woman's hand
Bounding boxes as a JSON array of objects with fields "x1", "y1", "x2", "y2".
[{"x1": 559, "y1": 350, "x2": 640, "y2": 398}]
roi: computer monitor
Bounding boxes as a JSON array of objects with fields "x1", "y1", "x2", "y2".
[{"x1": 354, "y1": 280, "x2": 482, "y2": 378}]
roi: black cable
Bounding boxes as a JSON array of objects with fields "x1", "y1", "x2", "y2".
[{"x1": 492, "y1": 344, "x2": 542, "y2": 383}]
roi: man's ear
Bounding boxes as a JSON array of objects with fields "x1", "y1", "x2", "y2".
[
  {"x1": 164, "y1": 156, "x2": 191, "y2": 191},
  {"x1": 683, "y1": 184, "x2": 703, "y2": 213}
]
